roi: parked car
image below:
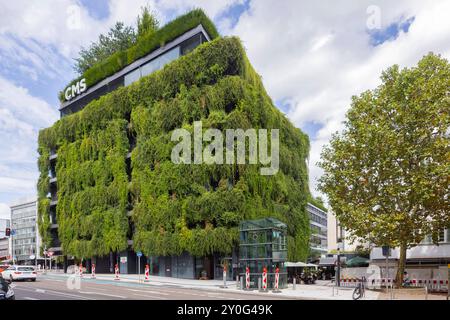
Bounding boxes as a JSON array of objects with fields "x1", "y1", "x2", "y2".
[
  {"x1": 0, "y1": 274, "x2": 15, "y2": 300},
  {"x1": 1, "y1": 265, "x2": 37, "y2": 282}
]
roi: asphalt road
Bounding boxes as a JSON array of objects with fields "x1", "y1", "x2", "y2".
[{"x1": 11, "y1": 276, "x2": 291, "y2": 300}]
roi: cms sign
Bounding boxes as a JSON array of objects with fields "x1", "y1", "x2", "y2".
[{"x1": 64, "y1": 78, "x2": 87, "y2": 101}]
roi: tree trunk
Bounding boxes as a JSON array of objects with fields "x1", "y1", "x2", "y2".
[{"x1": 395, "y1": 241, "x2": 407, "y2": 288}]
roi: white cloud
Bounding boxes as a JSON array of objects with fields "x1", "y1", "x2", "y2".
[
  {"x1": 0, "y1": 203, "x2": 10, "y2": 220},
  {"x1": 225, "y1": 0, "x2": 450, "y2": 198},
  {"x1": 1, "y1": 0, "x2": 450, "y2": 207},
  {"x1": 0, "y1": 76, "x2": 57, "y2": 202}
]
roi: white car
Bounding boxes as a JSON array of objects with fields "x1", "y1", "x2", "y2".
[{"x1": 1, "y1": 265, "x2": 37, "y2": 282}]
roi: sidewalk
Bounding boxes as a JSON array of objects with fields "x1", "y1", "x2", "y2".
[{"x1": 42, "y1": 272, "x2": 380, "y2": 300}]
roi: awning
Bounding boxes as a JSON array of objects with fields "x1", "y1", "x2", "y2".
[
  {"x1": 319, "y1": 256, "x2": 347, "y2": 266},
  {"x1": 305, "y1": 263, "x2": 318, "y2": 268},
  {"x1": 285, "y1": 262, "x2": 308, "y2": 267},
  {"x1": 345, "y1": 256, "x2": 370, "y2": 267}
]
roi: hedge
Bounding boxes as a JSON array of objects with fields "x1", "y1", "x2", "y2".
[
  {"x1": 39, "y1": 35, "x2": 311, "y2": 261},
  {"x1": 59, "y1": 9, "x2": 219, "y2": 102}
]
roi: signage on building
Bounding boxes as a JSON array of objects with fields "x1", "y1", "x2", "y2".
[{"x1": 64, "y1": 78, "x2": 87, "y2": 101}]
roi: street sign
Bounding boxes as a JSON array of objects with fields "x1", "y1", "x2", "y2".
[
  {"x1": 120, "y1": 256, "x2": 127, "y2": 263},
  {"x1": 10, "y1": 229, "x2": 16, "y2": 236},
  {"x1": 137, "y1": 251, "x2": 143, "y2": 257}
]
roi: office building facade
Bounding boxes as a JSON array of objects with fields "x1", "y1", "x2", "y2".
[
  {"x1": 10, "y1": 197, "x2": 43, "y2": 264},
  {"x1": 307, "y1": 203, "x2": 328, "y2": 258}
]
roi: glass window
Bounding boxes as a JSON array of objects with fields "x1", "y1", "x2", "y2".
[
  {"x1": 124, "y1": 68, "x2": 141, "y2": 86},
  {"x1": 439, "y1": 229, "x2": 445, "y2": 243},
  {"x1": 158, "y1": 46, "x2": 180, "y2": 66},
  {"x1": 140, "y1": 58, "x2": 159, "y2": 78},
  {"x1": 180, "y1": 34, "x2": 202, "y2": 55},
  {"x1": 141, "y1": 46, "x2": 180, "y2": 78}
]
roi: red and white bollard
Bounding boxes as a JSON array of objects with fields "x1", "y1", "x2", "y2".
[
  {"x1": 262, "y1": 266, "x2": 267, "y2": 291},
  {"x1": 222, "y1": 265, "x2": 228, "y2": 288},
  {"x1": 79, "y1": 263, "x2": 83, "y2": 278},
  {"x1": 114, "y1": 263, "x2": 120, "y2": 280},
  {"x1": 91, "y1": 263, "x2": 96, "y2": 279},
  {"x1": 245, "y1": 266, "x2": 250, "y2": 290},
  {"x1": 144, "y1": 264, "x2": 150, "y2": 282},
  {"x1": 273, "y1": 267, "x2": 281, "y2": 292}
]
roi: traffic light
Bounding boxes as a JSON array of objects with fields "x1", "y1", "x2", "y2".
[{"x1": 5, "y1": 228, "x2": 10, "y2": 236}]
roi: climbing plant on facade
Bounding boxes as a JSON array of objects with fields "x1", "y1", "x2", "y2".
[{"x1": 38, "y1": 10, "x2": 312, "y2": 262}]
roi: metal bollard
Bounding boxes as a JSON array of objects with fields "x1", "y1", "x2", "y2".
[
  {"x1": 293, "y1": 278, "x2": 296, "y2": 290},
  {"x1": 258, "y1": 277, "x2": 262, "y2": 291},
  {"x1": 236, "y1": 275, "x2": 240, "y2": 289},
  {"x1": 425, "y1": 285, "x2": 428, "y2": 300},
  {"x1": 240, "y1": 276, "x2": 244, "y2": 290}
]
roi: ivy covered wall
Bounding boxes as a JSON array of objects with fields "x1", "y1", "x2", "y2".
[{"x1": 38, "y1": 35, "x2": 311, "y2": 262}]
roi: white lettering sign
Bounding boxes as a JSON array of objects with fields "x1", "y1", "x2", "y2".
[{"x1": 65, "y1": 78, "x2": 87, "y2": 101}]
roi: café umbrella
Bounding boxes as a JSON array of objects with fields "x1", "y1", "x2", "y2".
[{"x1": 345, "y1": 256, "x2": 370, "y2": 267}]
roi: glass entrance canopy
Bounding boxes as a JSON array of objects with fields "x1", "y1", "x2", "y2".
[{"x1": 239, "y1": 218, "x2": 288, "y2": 289}]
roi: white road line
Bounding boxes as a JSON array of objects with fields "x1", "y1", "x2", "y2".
[
  {"x1": 132, "y1": 293, "x2": 167, "y2": 300},
  {"x1": 24, "y1": 297, "x2": 39, "y2": 300},
  {"x1": 126, "y1": 289, "x2": 169, "y2": 295},
  {"x1": 78, "y1": 291, "x2": 126, "y2": 299},
  {"x1": 14, "y1": 286, "x2": 94, "y2": 300}
]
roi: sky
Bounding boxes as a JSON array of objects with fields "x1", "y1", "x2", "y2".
[{"x1": 1, "y1": 0, "x2": 450, "y2": 219}]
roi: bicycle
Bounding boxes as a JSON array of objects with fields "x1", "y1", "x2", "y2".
[{"x1": 352, "y1": 276, "x2": 366, "y2": 300}]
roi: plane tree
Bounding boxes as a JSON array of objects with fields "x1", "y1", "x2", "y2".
[{"x1": 318, "y1": 53, "x2": 450, "y2": 286}]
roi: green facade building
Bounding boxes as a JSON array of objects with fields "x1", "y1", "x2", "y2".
[{"x1": 37, "y1": 9, "x2": 311, "y2": 279}]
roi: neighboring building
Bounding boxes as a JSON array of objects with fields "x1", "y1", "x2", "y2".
[
  {"x1": 10, "y1": 197, "x2": 43, "y2": 265},
  {"x1": 327, "y1": 211, "x2": 367, "y2": 253},
  {"x1": 371, "y1": 229, "x2": 450, "y2": 268},
  {"x1": 37, "y1": 10, "x2": 311, "y2": 278},
  {"x1": 328, "y1": 210, "x2": 450, "y2": 269},
  {"x1": 0, "y1": 218, "x2": 11, "y2": 261},
  {"x1": 307, "y1": 203, "x2": 328, "y2": 258}
]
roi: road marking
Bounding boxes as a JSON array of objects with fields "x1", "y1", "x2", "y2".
[
  {"x1": 78, "y1": 291, "x2": 126, "y2": 299},
  {"x1": 14, "y1": 286, "x2": 94, "y2": 300},
  {"x1": 132, "y1": 293, "x2": 168, "y2": 300},
  {"x1": 126, "y1": 289, "x2": 169, "y2": 295},
  {"x1": 24, "y1": 297, "x2": 39, "y2": 300}
]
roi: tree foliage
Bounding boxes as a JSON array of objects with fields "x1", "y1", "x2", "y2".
[
  {"x1": 73, "y1": 6, "x2": 161, "y2": 75},
  {"x1": 137, "y1": 5, "x2": 159, "y2": 40},
  {"x1": 318, "y1": 53, "x2": 450, "y2": 284},
  {"x1": 74, "y1": 22, "x2": 137, "y2": 74}
]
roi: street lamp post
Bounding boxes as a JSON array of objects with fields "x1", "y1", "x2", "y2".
[
  {"x1": 336, "y1": 241, "x2": 343, "y2": 287},
  {"x1": 336, "y1": 247, "x2": 341, "y2": 287}
]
